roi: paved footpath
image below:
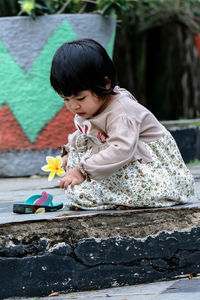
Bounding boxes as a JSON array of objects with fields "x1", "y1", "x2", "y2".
[
  {"x1": 1, "y1": 164, "x2": 200, "y2": 300},
  {"x1": 7, "y1": 276, "x2": 200, "y2": 299}
]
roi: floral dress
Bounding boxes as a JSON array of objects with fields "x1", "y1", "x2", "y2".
[{"x1": 63, "y1": 88, "x2": 195, "y2": 210}]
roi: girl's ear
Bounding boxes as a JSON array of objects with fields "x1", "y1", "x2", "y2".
[{"x1": 104, "y1": 76, "x2": 111, "y2": 89}]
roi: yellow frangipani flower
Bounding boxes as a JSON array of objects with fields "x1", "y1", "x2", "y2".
[
  {"x1": 21, "y1": 0, "x2": 35, "y2": 15},
  {"x1": 41, "y1": 156, "x2": 65, "y2": 181}
]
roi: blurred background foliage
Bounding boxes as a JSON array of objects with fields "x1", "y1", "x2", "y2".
[{"x1": 0, "y1": 0, "x2": 200, "y2": 120}]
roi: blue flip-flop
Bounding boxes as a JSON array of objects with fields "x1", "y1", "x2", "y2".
[{"x1": 13, "y1": 191, "x2": 63, "y2": 214}]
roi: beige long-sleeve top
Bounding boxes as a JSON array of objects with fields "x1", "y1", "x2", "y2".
[{"x1": 64, "y1": 87, "x2": 167, "y2": 180}]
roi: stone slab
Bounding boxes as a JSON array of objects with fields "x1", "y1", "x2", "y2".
[{"x1": 0, "y1": 173, "x2": 199, "y2": 225}]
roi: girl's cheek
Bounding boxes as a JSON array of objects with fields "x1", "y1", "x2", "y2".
[{"x1": 65, "y1": 103, "x2": 70, "y2": 110}]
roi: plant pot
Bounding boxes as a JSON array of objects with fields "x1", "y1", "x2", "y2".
[{"x1": 0, "y1": 14, "x2": 116, "y2": 176}]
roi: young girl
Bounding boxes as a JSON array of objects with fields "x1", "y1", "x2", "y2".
[{"x1": 50, "y1": 39, "x2": 195, "y2": 210}]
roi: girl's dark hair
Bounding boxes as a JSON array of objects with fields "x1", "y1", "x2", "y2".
[{"x1": 50, "y1": 39, "x2": 117, "y2": 98}]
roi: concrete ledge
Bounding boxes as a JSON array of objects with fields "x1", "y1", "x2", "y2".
[
  {"x1": 0, "y1": 149, "x2": 60, "y2": 177},
  {"x1": 1, "y1": 205, "x2": 200, "y2": 298},
  {"x1": 161, "y1": 119, "x2": 200, "y2": 163},
  {"x1": 170, "y1": 128, "x2": 200, "y2": 163},
  {"x1": 161, "y1": 118, "x2": 200, "y2": 127}
]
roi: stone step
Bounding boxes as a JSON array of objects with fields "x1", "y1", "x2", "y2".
[
  {"x1": 1, "y1": 204, "x2": 200, "y2": 298},
  {"x1": 0, "y1": 165, "x2": 199, "y2": 298}
]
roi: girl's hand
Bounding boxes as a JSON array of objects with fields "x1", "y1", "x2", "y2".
[
  {"x1": 59, "y1": 166, "x2": 85, "y2": 190},
  {"x1": 61, "y1": 154, "x2": 68, "y2": 171}
]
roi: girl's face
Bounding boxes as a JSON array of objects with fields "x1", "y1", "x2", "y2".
[{"x1": 60, "y1": 90, "x2": 107, "y2": 119}]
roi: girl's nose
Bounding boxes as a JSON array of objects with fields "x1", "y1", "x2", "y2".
[{"x1": 70, "y1": 102, "x2": 80, "y2": 110}]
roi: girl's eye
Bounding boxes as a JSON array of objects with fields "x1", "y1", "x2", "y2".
[
  {"x1": 77, "y1": 97, "x2": 85, "y2": 101},
  {"x1": 61, "y1": 96, "x2": 69, "y2": 101}
]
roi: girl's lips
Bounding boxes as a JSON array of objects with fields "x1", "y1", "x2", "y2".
[{"x1": 77, "y1": 113, "x2": 85, "y2": 116}]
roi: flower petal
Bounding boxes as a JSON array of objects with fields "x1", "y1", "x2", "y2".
[
  {"x1": 41, "y1": 165, "x2": 53, "y2": 172},
  {"x1": 46, "y1": 156, "x2": 57, "y2": 168},
  {"x1": 55, "y1": 156, "x2": 62, "y2": 168},
  {"x1": 48, "y1": 171, "x2": 56, "y2": 181},
  {"x1": 56, "y1": 168, "x2": 65, "y2": 177}
]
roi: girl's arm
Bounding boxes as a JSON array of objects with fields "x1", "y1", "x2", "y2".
[
  {"x1": 61, "y1": 130, "x2": 79, "y2": 156},
  {"x1": 60, "y1": 130, "x2": 79, "y2": 169},
  {"x1": 79, "y1": 115, "x2": 143, "y2": 181},
  {"x1": 59, "y1": 165, "x2": 85, "y2": 190}
]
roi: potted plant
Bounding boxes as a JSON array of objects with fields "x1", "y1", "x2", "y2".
[{"x1": 0, "y1": 0, "x2": 116, "y2": 177}]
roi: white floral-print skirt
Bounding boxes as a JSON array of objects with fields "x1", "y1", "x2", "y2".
[{"x1": 65, "y1": 131, "x2": 195, "y2": 210}]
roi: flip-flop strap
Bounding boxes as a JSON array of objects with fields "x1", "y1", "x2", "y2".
[{"x1": 34, "y1": 192, "x2": 53, "y2": 206}]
